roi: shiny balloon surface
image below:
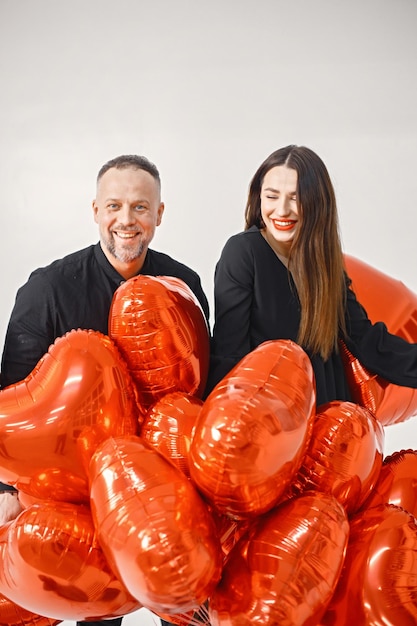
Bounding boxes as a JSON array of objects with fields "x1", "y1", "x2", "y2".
[
  {"x1": 344, "y1": 255, "x2": 417, "y2": 425},
  {"x1": 190, "y1": 340, "x2": 316, "y2": 518},
  {"x1": 109, "y1": 275, "x2": 210, "y2": 410},
  {"x1": 210, "y1": 492, "x2": 349, "y2": 626},
  {"x1": 0, "y1": 329, "x2": 139, "y2": 502},
  {"x1": 89, "y1": 436, "x2": 223, "y2": 615},
  {"x1": 292, "y1": 401, "x2": 384, "y2": 515},
  {"x1": 362, "y1": 449, "x2": 417, "y2": 518},
  {"x1": 141, "y1": 391, "x2": 203, "y2": 477},
  {"x1": 345, "y1": 254, "x2": 417, "y2": 340},
  {"x1": 0, "y1": 592, "x2": 61, "y2": 626},
  {"x1": 322, "y1": 503, "x2": 417, "y2": 625},
  {"x1": 0, "y1": 501, "x2": 140, "y2": 621}
]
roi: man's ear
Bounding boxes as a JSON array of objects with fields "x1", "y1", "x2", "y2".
[
  {"x1": 156, "y1": 202, "x2": 165, "y2": 226},
  {"x1": 92, "y1": 199, "x2": 99, "y2": 223}
]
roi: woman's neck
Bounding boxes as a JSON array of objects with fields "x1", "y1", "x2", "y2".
[{"x1": 260, "y1": 228, "x2": 291, "y2": 268}]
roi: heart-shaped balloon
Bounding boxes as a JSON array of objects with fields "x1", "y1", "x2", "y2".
[
  {"x1": 344, "y1": 255, "x2": 417, "y2": 341},
  {"x1": 89, "y1": 435, "x2": 223, "y2": 616},
  {"x1": 154, "y1": 603, "x2": 210, "y2": 626},
  {"x1": 210, "y1": 508, "x2": 252, "y2": 563},
  {"x1": 109, "y1": 275, "x2": 210, "y2": 412},
  {"x1": 371, "y1": 383, "x2": 417, "y2": 427},
  {"x1": 322, "y1": 503, "x2": 417, "y2": 625},
  {"x1": 0, "y1": 329, "x2": 139, "y2": 502},
  {"x1": 290, "y1": 401, "x2": 384, "y2": 515},
  {"x1": 0, "y1": 501, "x2": 141, "y2": 622},
  {"x1": 340, "y1": 340, "x2": 417, "y2": 427},
  {"x1": 140, "y1": 391, "x2": 203, "y2": 477},
  {"x1": 339, "y1": 340, "x2": 387, "y2": 415},
  {"x1": 361, "y1": 448, "x2": 417, "y2": 518},
  {"x1": 343, "y1": 255, "x2": 417, "y2": 425},
  {"x1": 190, "y1": 340, "x2": 316, "y2": 519},
  {"x1": 0, "y1": 592, "x2": 61, "y2": 626},
  {"x1": 209, "y1": 492, "x2": 349, "y2": 626}
]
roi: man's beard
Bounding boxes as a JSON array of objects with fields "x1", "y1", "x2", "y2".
[{"x1": 103, "y1": 232, "x2": 149, "y2": 264}]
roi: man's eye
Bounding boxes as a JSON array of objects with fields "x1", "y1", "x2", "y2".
[{"x1": 134, "y1": 205, "x2": 146, "y2": 211}]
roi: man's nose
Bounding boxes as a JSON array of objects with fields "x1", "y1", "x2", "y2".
[{"x1": 118, "y1": 205, "x2": 136, "y2": 224}]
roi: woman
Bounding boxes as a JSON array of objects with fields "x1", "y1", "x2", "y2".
[{"x1": 208, "y1": 145, "x2": 417, "y2": 406}]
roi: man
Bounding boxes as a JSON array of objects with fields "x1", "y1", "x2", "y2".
[{"x1": 0, "y1": 154, "x2": 210, "y2": 626}]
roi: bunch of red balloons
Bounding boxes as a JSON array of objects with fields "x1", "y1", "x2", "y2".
[{"x1": 0, "y1": 263, "x2": 416, "y2": 626}]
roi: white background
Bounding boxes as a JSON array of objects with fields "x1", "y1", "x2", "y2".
[{"x1": 1, "y1": 1, "x2": 417, "y2": 623}]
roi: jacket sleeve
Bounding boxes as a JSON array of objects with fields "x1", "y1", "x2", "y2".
[
  {"x1": 344, "y1": 278, "x2": 417, "y2": 389},
  {"x1": 205, "y1": 236, "x2": 255, "y2": 395},
  {"x1": 188, "y1": 274, "x2": 210, "y2": 324},
  {"x1": 1, "y1": 272, "x2": 56, "y2": 389},
  {"x1": 212, "y1": 235, "x2": 254, "y2": 360}
]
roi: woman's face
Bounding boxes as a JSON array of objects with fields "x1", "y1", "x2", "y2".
[{"x1": 260, "y1": 165, "x2": 299, "y2": 258}]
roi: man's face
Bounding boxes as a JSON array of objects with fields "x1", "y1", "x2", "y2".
[{"x1": 93, "y1": 167, "x2": 164, "y2": 276}]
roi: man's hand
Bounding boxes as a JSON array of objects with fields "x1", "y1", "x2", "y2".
[{"x1": 0, "y1": 492, "x2": 22, "y2": 524}]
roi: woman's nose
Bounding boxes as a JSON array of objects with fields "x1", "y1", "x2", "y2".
[{"x1": 276, "y1": 197, "x2": 291, "y2": 215}]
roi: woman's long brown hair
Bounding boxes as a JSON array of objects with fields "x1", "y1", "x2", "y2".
[{"x1": 245, "y1": 145, "x2": 346, "y2": 360}]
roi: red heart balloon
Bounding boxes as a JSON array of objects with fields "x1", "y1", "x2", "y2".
[
  {"x1": 0, "y1": 329, "x2": 139, "y2": 502},
  {"x1": 291, "y1": 401, "x2": 384, "y2": 515},
  {"x1": 370, "y1": 383, "x2": 417, "y2": 427},
  {"x1": 140, "y1": 391, "x2": 203, "y2": 477},
  {"x1": 190, "y1": 340, "x2": 316, "y2": 519},
  {"x1": 209, "y1": 492, "x2": 349, "y2": 626},
  {"x1": 154, "y1": 603, "x2": 210, "y2": 626},
  {"x1": 0, "y1": 501, "x2": 140, "y2": 622},
  {"x1": 89, "y1": 436, "x2": 223, "y2": 616},
  {"x1": 361, "y1": 448, "x2": 417, "y2": 518},
  {"x1": 0, "y1": 592, "x2": 61, "y2": 626},
  {"x1": 344, "y1": 255, "x2": 417, "y2": 340},
  {"x1": 343, "y1": 255, "x2": 417, "y2": 425},
  {"x1": 210, "y1": 508, "x2": 252, "y2": 563},
  {"x1": 322, "y1": 504, "x2": 417, "y2": 625},
  {"x1": 339, "y1": 340, "x2": 387, "y2": 415},
  {"x1": 340, "y1": 340, "x2": 417, "y2": 427},
  {"x1": 109, "y1": 275, "x2": 210, "y2": 412}
]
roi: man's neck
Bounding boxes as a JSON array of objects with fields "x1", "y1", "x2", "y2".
[{"x1": 100, "y1": 244, "x2": 147, "y2": 280}]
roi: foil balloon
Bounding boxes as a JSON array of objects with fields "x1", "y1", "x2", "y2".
[
  {"x1": 210, "y1": 509, "x2": 252, "y2": 563},
  {"x1": 340, "y1": 340, "x2": 417, "y2": 427},
  {"x1": 344, "y1": 254, "x2": 417, "y2": 338},
  {"x1": 367, "y1": 380, "x2": 417, "y2": 426},
  {"x1": 321, "y1": 503, "x2": 417, "y2": 625},
  {"x1": 108, "y1": 275, "x2": 210, "y2": 411},
  {"x1": 0, "y1": 502, "x2": 141, "y2": 621},
  {"x1": 155, "y1": 603, "x2": 211, "y2": 626},
  {"x1": 339, "y1": 340, "x2": 386, "y2": 416},
  {"x1": 291, "y1": 401, "x2": 384, "y2": 515},
  {"x1": 0, "y1": 592, "x2": 61, "y2": 626},
  {"x1": 0, "y1": 592, "x2": 62, "y2": 626},
  {"x1": 141, "y1": 391, "x2": 203, "y2": 477},
  {"x1": 209, "y1": 492, "x2": 349, "y2": 626},
  {"x1": 189, "y1": 340, "x2": 316, "y2": 519},
  {"x1": 361, "y1": 449, "x2": 417, "y2": 518},
  {"x1": 17, "y1": 491, "x2": 44, "y2": 509},
  {"x1": 89, "y1": 436, "x2": 223, "y2": 615},
  {"x1": 343, "y1": 254, "x2": 417, "y2": 425},
  {"x1": 0, "y1": 329, "x2": 139, "y2": 502}
]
